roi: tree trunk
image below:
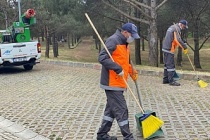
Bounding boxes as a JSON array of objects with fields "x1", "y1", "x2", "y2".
[
  {"x1": 67, "y1": 33, "x2": 71, "y2": 49},
  {"x1": 177, "y1": 47, "x2": 182, "y2": 66},
  {"x1": 71, "y1": 34, "x2": 74, "y2": 46},
  {"x1": 135, "y1": 39, "x2": 141, "y2": 65},
  {"x1": 134, "y1": 7, "x2": 141, "y2": 65},
  {"x1": 74, "y1": 36, "x2": 77, "y2": 44},
  {"x1": 148, "y1": 0, "x2": 158, "y2": 67},
  {"x1": 159, "y1": 35, "x2": 163, "y2": 64},
  {"x1": 52, "y1": 33, "x2": 56, "y2": 57},
  {"x1": 56, "y1": 36, "x2": 59, "y2": 56},
  {"x1": 49, "y1": 35, "x2": 52, "y2": 45},
  {"x1": 194, "y1": 49, "x2": 200, "y2": 68},
  {"x1": 45, "y1": 25, "x2": 50, "y2": 58},
  {"x1": 52, "y1": 33, "x2": 58, "y2": 57},
  {"x1": 38, "y1": 37, "x2": 40, "y2": 43},
  {"x1": 142, "y1": 38, "x2": 145, "y2": 51},
  {"x1": 194, "y1": 20, "x2": 201, "y2": 68},
  {"x1": 41, "y1": 30, "x2": 44, "y2": 42},
  {"x1": 95, "y1": 38, "x2": 99, "y2": 50},
  {"x1": 98, "y1": 41, "x2": 101, "y2": 53}
]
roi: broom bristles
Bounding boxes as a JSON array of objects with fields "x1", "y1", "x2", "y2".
[
  {"x1": 198, "y1": 80, "x2": 208, "y2": 88},
  {"x1": 142, "y1": 115, "x2": 164, "y2": 139}
]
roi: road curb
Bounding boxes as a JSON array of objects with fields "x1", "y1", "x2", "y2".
[
  {"x1": 40, "y1": 59, "x2": 210, "y2": 82},
  {"x1": 0, "y1": 116, "x2": 49, "y2": 140}
]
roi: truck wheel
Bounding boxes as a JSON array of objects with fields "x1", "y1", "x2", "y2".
[{"x1": 23, "y1": 64, "x2": 33, "y2": 70}]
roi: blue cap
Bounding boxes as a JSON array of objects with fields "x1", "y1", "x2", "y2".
[
  {"x1": 122, "y1": 23, "x2": 140, "y2": 39},
  {"x1": 179, "y1": 19, "x2": 188, "y2": 28}
]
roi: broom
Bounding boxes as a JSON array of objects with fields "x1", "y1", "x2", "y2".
[
  {"x1": 173, "y1": 23, "x2": 208, "y2": 88},
  {"x1": 85, "y1": 13, "x2": 164, "y2": 139},
  {"x1": 186, "y1": 53, "x2": 208, "y2": 88}
]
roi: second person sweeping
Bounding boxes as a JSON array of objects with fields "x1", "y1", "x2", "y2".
[{"x1": 162, "y1": 20, "x2": 189, "y2": 86}]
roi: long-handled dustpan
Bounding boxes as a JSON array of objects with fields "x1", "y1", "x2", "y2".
[
  {"x1": 186, "y1": 54, "x2": 208, "y2": 88},
  {"x1": 134, "y1": 81, "x2": 164, "y2": 139},
  {"x1": 85, "y1": 13, "x2": 164, "y2": 139},
  {"x1": 131, "y1": 62, "x2": 164, "y2": 139}
]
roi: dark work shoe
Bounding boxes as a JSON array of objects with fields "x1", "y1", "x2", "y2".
[
  {"x1": 97, "y1": 135, "x2": 117, "y2": 140},
  {"x1": 169, "y1": 81, "x2": 180, "y2": 86},
  {"x1": 163, "y1": 80, "x2": 169, "y2": 84}
]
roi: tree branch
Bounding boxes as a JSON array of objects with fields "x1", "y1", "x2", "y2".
[
  {"x1": 123, "y1": 0, "x2": 152, "y2": 19},
  {"x1": 102, "y1": 0, "x2": 149, "y2": 25},
  {"x1": 123, "y1": 0, "x2": 151, "y2": 10},
  {"x1": 199, "y1": 35, "x2": 210, "y2": 50},
  {"x1": 186, "y1": 42, "x2": 194, "y2": 51},
  {"x1": 155, "y1": 0, "x2": 168, "y2": 11},
  {"x1": 196, "y1": 1, "x2": 209, "y2": 18}
]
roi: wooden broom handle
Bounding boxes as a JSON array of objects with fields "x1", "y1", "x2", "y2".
[
  {"x1": 85, "y1": 13, "x2": 145, "y2": 113},
  {"x1": 85, "y1": 13, "x2": 114, "y2": 62},
  {"x1": 186, "y1": 53, "x2": 196, "y2": 72},
  {"x1": 186, "y1": 53, "x2": 198, "y2": 79},
  {"x1": 123, "y1": 78, "x2": 144, "y2": 113}
]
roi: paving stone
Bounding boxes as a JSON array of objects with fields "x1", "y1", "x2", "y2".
[
  {"x1": 0, "y1": 128, "x2": 22, "y2": 140},
  {"x1": 0, "y1": 116, "x2": 5, "y2": 122},
  {"x1": 6, "y1": 123, "x2": 25, "y2": 133},
  {"x1": 15, "y1": 129, "x2": 38, "y2": 139},
  {"x1": 0, "y1": 61, "x2": 209, "y2": 140},
  {"x1": 30, "y1": 135, "x2": 50, "y2": 140},
  {"x1": 0, "y1": 119, "x2": 14, "y2": 128}
]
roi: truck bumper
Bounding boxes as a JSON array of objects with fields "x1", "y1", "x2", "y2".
[{"x1": 0, "y1": 57, "x2": 40, "y2": 66}]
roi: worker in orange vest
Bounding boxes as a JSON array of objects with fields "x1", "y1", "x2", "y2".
[
  {"x1": 162, "y1": 20, "x2": 188, "y2": 86},
  {"x1": 97, "y1": 23, "x2": 139, "y2": 140}
]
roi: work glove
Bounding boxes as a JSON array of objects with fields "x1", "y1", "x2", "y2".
[
  {"x1": 183, "y1": 39, "x2": 187, "y2": 43},
  {"x1": 130, "y1": 70, "x2": 138, "y2": 81},
  {"x1": 117, "y1": 70, "x2": 124, "y2": 77},
  {"x1": 183, "y1": 48, "x2": 188, "y2": 54}
]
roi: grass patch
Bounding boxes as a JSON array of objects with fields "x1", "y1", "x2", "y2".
[{"x1": 40, "y1": 37, "x2": 210, "y2": 72}]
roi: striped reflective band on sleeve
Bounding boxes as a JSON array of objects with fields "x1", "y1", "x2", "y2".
[
  {"x1": 167, "y1": 68, "x2": 175, "y2": 72},
  {"x1": 118, "y1": 120, "x2": 128, "y2": 126},
  {"x1": 162, "y1": 49, "x2": 174, "y2": 54},
  {"x1": 103, "y1": 116, "x2": 114, "y2": 122}
]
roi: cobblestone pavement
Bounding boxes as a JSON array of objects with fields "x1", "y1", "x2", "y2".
[
  {"x1": 0, "y1": 128, "x2": 21, "y2": 140},
  {"x1": 0, "y1": 61, "x2": 210, "y2": 140}
]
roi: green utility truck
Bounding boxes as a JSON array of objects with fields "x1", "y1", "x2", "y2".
[{"x1": 0, "y1": 0, "x2": 41, "y2": 70}]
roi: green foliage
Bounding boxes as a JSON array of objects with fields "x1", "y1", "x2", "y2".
[{"x1": 1, "y1": 0, "x2": 210, "y2": 68}]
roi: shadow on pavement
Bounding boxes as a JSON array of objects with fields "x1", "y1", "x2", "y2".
[{"x1": 0, "y1": 66, "x2": 26, "y2": 74}]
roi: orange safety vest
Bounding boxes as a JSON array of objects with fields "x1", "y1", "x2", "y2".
[
  {"x1": 170, "y1": 32, "x2": 184, "y2": 53},
  {"x1": 108, "y1": 44, "x2": 131, "y2": 88}
]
